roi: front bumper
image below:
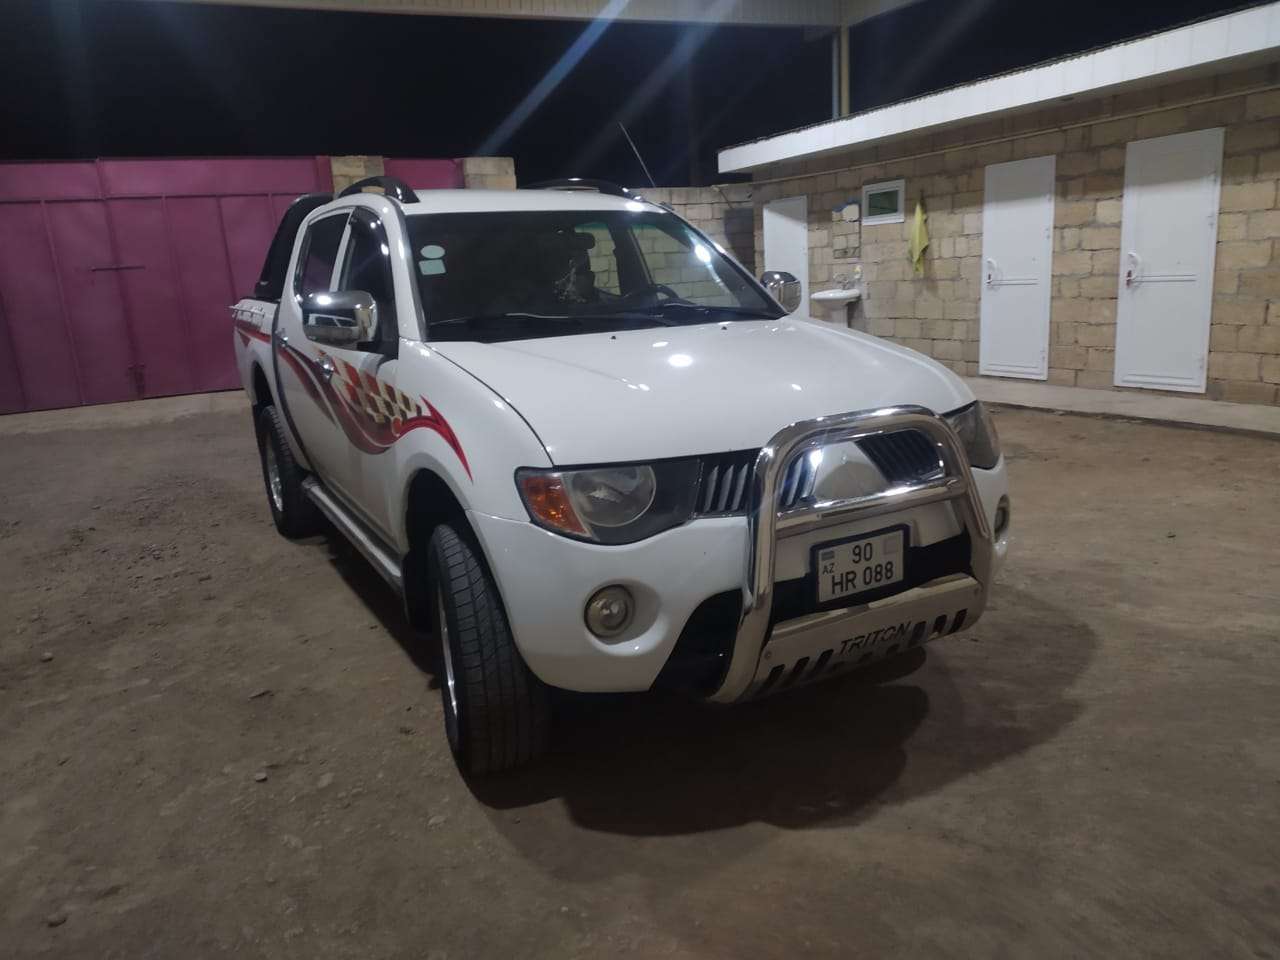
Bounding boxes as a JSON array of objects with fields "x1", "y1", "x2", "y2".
[{"x1": 471, "y1": 406, "x2": 1008, "y2": 696}]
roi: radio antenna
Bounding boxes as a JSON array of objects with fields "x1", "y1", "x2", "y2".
[{"x1": 618, "y1": 121, "x2": 657, "y2": 188}]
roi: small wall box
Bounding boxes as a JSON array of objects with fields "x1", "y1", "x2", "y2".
[{"x1": 861, "y1": 180, "x2": 905, "y2": 225}]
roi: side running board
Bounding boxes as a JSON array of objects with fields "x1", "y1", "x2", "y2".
[{"x1": 302, "y1": 478, "x2": 404, "y2": 594}]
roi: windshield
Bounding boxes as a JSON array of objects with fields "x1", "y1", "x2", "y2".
[{"x1": 406, "y1": 209, "x2": 782, "y2": 342}]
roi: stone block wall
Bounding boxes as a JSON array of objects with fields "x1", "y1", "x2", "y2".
[
  {"x1": 461, "y1": 157, "x2": 517, "y2": 190},
  {"x1": 327, "y1": 156, "x2": 515, "y2": 192},
  {"x1": 746, "y1": 62, "x2": 1280, "y2": 406},
  {"x1": 329, "y1": 155, "x2": 386, "y2": 194}
]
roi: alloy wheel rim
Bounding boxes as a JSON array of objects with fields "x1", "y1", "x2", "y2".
[
  {"x1": 436, "y1": 585, "x2": 460, "y2": 739},
  {"x1": 264, "y1": 441, "x2": 284, "y2": 513}
]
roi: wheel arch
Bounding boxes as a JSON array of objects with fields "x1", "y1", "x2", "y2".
[
  {"x1": 249, "y1": 362, "x2": 274, "y2": 412},
  {"x1": 401, "y1": 466, "x2": 472, "y2": 630}
]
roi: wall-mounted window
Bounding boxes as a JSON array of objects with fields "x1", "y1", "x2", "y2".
[{"x1": 861, "y1": 179, "x2": 905, "y2": 225}]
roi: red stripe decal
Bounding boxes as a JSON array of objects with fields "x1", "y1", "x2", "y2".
[
  {"x1": 396, "y1": 400, "x2": 473, "y2": 480},
  {"x1": 278, "y1": 343, "x2": 335, "y2": 423},
  {"x1": 234, "y1": 318, "x2": 271, "y2": 344},
  {"x1": 273, "y1": 342, "x2": 471, "y2": 479}
]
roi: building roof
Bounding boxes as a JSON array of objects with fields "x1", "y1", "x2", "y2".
[
  {"x1": 143, "y1": 0, "x2": 924, "y2": 27},
  {"x1": 719, "y1": 2, "x2": 1280, "y2": 173}
]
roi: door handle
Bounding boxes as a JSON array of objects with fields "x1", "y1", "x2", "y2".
[
  {"x1": 273, "y1": 329, "x2": 288, "y2": 347},
  {"x1": 318, "y1": 355, "x2": 336, "y2": 382},
  {"x1": 985, "y1": 258, "x2": 997, "y2": 287},
  {"x1": 1124, "y1": 251, "x2": 1142, "y2": 288}
]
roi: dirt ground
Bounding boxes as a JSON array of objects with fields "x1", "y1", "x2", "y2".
[{"x1": 1, "y1": 401, "x2": 1278, "y2": 959}]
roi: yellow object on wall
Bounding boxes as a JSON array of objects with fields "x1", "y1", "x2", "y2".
[{"x1": 909, "y1": 199, "x2": 929, "y2": 276}]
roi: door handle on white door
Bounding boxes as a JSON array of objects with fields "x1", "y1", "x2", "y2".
[
  {"x1": 985, "y1": 258, "x2": 997, "y2": 287},
  {"x1": 1124, "y1": 251, "x2": 1142, "y2": 288},
  {"x1": 318, "y1": 355, "x2": 336, "y2": 382}
]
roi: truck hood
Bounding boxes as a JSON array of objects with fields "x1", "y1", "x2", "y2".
[{"x1": 432, "y1": 319, "x2": 974, "y2": 465}]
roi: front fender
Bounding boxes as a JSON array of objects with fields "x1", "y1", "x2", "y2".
[{"x1": 382, "y1": 341, "x2": 552, "y2": 553}]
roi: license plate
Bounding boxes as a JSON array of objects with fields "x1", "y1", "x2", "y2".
[{"x1": 815, "y1": 528, "x2": 906, "y2": 604}]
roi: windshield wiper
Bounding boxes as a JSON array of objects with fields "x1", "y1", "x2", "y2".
[
  {"x1": 427, "y1": 312, "x2": 576, "y2": 330},
  {"x1": 647, "y1": 302, "x2": 781, "y2": 320}
]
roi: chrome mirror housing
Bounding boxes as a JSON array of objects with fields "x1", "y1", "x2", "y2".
[
  {"x1": 301, "y1": 291, "x2": 379, "y2": 347},
  {"x1": 760, "y1": 271, "x2": 802, "y2": 314}
]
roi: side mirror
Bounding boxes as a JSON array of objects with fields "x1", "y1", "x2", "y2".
[
  {"x1": 760, "y1": 271, "x2": 802, "y2": 315},
  {"x1": 301, "y1": 291, "x2": 379, "y2": 347}
]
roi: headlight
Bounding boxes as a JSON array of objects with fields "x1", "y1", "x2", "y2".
[
  {"x1": 942, "y1": 401, "x2": 1001, "y2": 470},
  {"x1": 516, "y1": 459, "x2": 700, "y2": 544}
]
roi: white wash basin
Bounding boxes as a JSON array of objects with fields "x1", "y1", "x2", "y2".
[{"x1": 810, "y1": 287, "x2": 861, "y2": 304}]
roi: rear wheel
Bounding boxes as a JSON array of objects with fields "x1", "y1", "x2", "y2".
[
  {"x1": 427, "y1": 522, "x2": 550, "y2": 774},
  {"x1": 255, "y1": 405, "x2": 321, "y2": 539}
]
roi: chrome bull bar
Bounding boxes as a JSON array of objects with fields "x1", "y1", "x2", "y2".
[{"x1": 708, "y1": 405, "x2": 995, "y2": 704}]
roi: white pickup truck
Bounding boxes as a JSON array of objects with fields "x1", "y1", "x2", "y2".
[{"x1": 232, "y1": 176, "x2": 1011, "y2": 774}]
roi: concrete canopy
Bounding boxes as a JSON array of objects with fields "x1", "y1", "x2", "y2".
[{"x1": 132, "y1": 0, "x2": 923, "y2": 27}]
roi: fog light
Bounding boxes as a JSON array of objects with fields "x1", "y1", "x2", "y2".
[
  {"x1": 585, "y1": 585, "x2": 634, "y2": 639},
  {"x1": 994, "y1": 496, "x2": 1011, "y2": 537}
]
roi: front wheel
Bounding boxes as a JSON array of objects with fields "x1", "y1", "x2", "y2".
[{"x1": 427, "y1": 522, "x2": 550, "y2": 775}]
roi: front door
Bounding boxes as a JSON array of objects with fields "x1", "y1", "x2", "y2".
[
  {"x1": 763, "y1": 196, "x2": 810, "y2": 321},
  {"x1": 275, "y1": 206, "x2": 404, "y2": 538},
  {"x1": 276, "y1": 211, "x2": 361, "y2": 505},
  {"x1": 1114, "y1": 128, "x2": 1223, "y2": 393},
  {"x1": 979, "y1": 155, "x2": 1055, "y2": 380}
]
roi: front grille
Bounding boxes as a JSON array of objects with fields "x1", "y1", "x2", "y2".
[
  {"x1": 857, "y1": 430, "x2": 944, "y2": 486},
  {"x1": 779, "y1": 450, "x2": 819, "y2": 508},
  {"x1": 694, "y1": 430, "x2": 942, "y2": 516},
  {"x1": 696, "y1": 450, "x2": 755, "y2": 515}
]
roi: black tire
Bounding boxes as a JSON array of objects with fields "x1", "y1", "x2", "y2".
[
  {"x1": 427, "y1": 522, "x2": 550, "y2": 775},
  {"x1": 255, "y1": 405, "x2": 321, "y2": 539}
]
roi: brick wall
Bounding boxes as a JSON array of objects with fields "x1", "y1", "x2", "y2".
[{"x1": 746, "y1": 62, "x2": 1280, "y2": 406}]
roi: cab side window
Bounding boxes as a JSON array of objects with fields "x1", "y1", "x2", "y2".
[
  {"x1": 339, "y1": 208, "x2": 397, "y2": 337},
  {"x1": 296, "y1": 214, "x2": 349, "y2": 296}
]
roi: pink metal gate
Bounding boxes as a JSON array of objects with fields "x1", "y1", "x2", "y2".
[{"x1": 0, "y1": 156, "x2": 463, "y2": 414}]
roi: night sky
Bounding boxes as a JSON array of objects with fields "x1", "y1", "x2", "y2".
[{"x1": 0, "y1": 0, "x2": 1259, "y2": 186}]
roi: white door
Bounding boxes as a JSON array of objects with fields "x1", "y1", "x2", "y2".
[
  {"x1": 1114, "y1": 128, "x2": 1222, "y2": 393},
  {"x1": 979, "y1": 155, "x2": 1055, "y2": 379},
  {"x1": 763, "y1": 196, "x2": 810, "y2": 321}
]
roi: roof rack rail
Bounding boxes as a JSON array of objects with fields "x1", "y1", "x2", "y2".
[
  {"x1": 523, "y1": 178, "x2": 635, "y2": 198},
  {"x1": 338, "y1": 176, "x2": 419, "y2": 204}
]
